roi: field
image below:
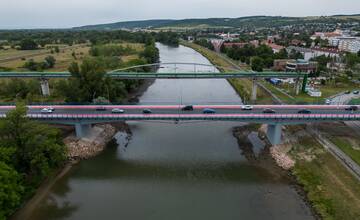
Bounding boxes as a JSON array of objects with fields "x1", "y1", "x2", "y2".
[
  {"x1": 287, "y1": 127, "x2": 360, "y2": 220},
  {"x1": 0, "y1": 43, "x2": 144, "y2": 72}
]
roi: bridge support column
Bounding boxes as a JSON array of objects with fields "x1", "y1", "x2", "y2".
[
  {"x1": 266, "y1": 124, "x2": 282, "y2": 145},
  {"x1": 40, "y1": 79, "x2": 50, "y2": 96},
  {"x1": 75, "y1": 123, "x2": 92, "y2": 138},
  {"x1": 295, "y1": 77, "x2": 300, "y2": 95},
  {"x1": 251, "y1": 79, "x2": 258, "y2": 102}
]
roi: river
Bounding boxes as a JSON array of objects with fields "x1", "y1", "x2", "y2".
[{"x1": 18, "y1": 43, "x2": 314, "y2": 220}]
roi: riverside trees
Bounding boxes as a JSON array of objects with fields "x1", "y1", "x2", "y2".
[{"x1": 0, "y1": 103, "x2": 66, "y2": 219}]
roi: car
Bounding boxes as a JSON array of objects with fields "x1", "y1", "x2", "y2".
[
  {"x1": 298, "y1": 109, "x2": 311, "y2": 114},
  {"x1": 142, "y1": 109, "x2": 152, "y2": 114},
  {"x1": 40, "y1": 108, "x2": 53, "y2": 114},
  {"x1": 181, "y1": 105, "x2": 194, "y2": 111},
  {"x1": 111, "y1": 108, "x2": 125, "y2": 114},
  {"x1": 47, "y1": 107, "x2": 55, "y2": 112},
  {"x1": 325, "y1": 99, "x2": 331, "y2": 105},
  {"x1": 345, "y1": 106, "x2": 358, "y2": 111},
  {"x1": 96, "y1": 106, "x2": 107, "y2": 111},
  {"x1": 263, "y1": 108, "x2": 276, "y2": 114},
  {"x1": 353, "y1": 90, "x2": 360, "y2": 95},
  {"x1": 203, "y1": 108, "x2": 216, "y2": 114},
  {"x1": 241, "y1": 105, "x2": 253, "y2": 110},
  {"x1": 345, "y1": 90, "x2": 351, "y2": 94}
]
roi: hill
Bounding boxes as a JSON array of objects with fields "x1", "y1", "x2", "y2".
[{"x1": 74, "y1": 15, "x2": 360, "y2": 30}]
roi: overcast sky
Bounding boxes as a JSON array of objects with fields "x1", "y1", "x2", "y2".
[{"x1": 1, "y1": 0, "x2": 360, "y2": 29}]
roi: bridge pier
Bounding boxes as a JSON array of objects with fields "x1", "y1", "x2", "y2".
[
  {"x1": 75, "y1": 123, "x2": 92, "y2": 138},
  {"x1": 294, "y1": 77, "x2": 300, "y2": 95},
  {"x1": 266, "y1": 124, "x2": 282, "y2": 145},
  {"x1": 40, "y1": 79, "x2": 50, "y2": 96},
  {"x1": 251, "y1": 79, "x2": 258, "y2": 102}
]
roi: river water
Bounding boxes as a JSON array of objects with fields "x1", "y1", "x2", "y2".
[{"x1": 19, "y1": 43, "x2": 314, "y2": 220}]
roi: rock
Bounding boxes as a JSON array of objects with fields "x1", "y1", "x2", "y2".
[{"x1": 64, "y1": 124, "x2": 117, "y2": 160}]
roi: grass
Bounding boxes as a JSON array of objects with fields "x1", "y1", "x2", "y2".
[
  {"x1": 0, "y1": 44, "x2": 90, "y2": 71},
  {"x1": 0, "y1": 43, "x2": 144, "y2": 72},
  {"x1": 349, "y1": 98, "x2": 360, "y2": 105},
  {"x1": 290, "y1": 135, "x2": 360, "y2": 220},
  {"x1": 330, "y1": 137, "x2": 360, "y2": 166}
]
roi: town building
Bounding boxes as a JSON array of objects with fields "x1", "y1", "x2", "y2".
[
  {"x1": 286, "y1": 59, "x2": 317, "y2": 73},
  {"x1": 338, "y1": 37, "x2": 360, "y2": 53}
]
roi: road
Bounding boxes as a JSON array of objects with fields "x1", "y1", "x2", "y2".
[{"x1": 0, "y1": 104, "x2": 359, "y2": 116}]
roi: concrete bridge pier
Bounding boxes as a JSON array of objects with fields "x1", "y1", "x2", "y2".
[
  {"x1": 251, "y1": 79, "x2": 258, "y2": 102},
  {"x1": 75, "y1": 123, "x2": 92, "y2": 138},
  {"x1": 40, "y1": 79, "x2": 50, "y2": 96},
  {"x1": 266, "y1": 124, "x2": 282, "y2": 145},
  {"x1": 294, "y1": 77, "x2": 300, "y2": 95}
]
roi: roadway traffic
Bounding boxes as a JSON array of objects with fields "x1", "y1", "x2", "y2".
[{"x1": 0, "y1": 104, "x2": 359, "y2": 116}]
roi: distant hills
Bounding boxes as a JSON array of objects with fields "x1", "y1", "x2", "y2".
[{"x1": 74, "y1": 14, "x2": 360, "y2": 30}]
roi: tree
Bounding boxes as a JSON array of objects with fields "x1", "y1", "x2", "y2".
[
  {"x1": 68, "y1": 58, "x2": 107, "y2": 102},
  {"x1": 19, "y1": 39, "x2": 38, "y2": 50},
  {"x1": 0, "y1": 162, "x2": 23, "y2": 219},
  {"x1": 344, "y1": 53, "x2": 360, "y2": 69},
  {"x1": 23, "y1": 59, "x2": 39, "y2": 71},
  {"x1": 0, "y1": 103, "x2": 66, "y2": 183},
  {"x1": 54, "y1": 46, "x2": 60, "y2": 53},
  {"x1": 140, "y1": 44, "x2": 159, "y2": 64},
  {"x1": 251, "y1": 56, "x2": 265, "y2": 72},
  {"x1": 44, "y1": 56, "x2": 56, "y2": 68}
]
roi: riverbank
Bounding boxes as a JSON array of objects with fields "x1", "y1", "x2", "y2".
[
  {"x1": 184, "y1": 41, "x2": 360, "y2": 219},
  {"x1": 180, "y1": 41, "x2": 272, "y2": 104}
]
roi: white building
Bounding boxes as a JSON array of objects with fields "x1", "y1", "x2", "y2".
[{"x1": 338, "y1": 37, "x2": 360, "y2": 53}]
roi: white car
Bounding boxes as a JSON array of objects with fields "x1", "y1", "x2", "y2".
[
  {"x1": 241, "y1": 105, "x2": 253, "y2": 110},
  {"x1": 325, "y1": 99, "x2": 331, "y2": 105},
  {"x1": 47, "y1": 107, "x2": 55, "y2": 112},
  {"x1": 40, "y1": 108, "x2": 53, "y2": 114},
  {"x1": 111, "y1": 108, "x2": 125, "y2": 114}
]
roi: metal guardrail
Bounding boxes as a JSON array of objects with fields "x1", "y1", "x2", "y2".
[
  {"x1": 10, "y1": 113, "x2": 360, "y2": 122},
  {"x1": 0, "y1": 71, "x2": 307, "y2": 79}
]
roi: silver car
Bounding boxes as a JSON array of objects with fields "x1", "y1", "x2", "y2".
[
  {"x1": 40, "y1": 108, "x2": 53, "y2": 114},
  {"x1": 111, "y1": 108, "x2": 125, "y2": 114}
]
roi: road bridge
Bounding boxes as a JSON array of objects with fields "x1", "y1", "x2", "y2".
[
  {"x1": 0, "y1": 62, "x2": 307, "y2": 98},
  {"x1": 0, "y1": 104, "x2": 358, "y2": 145}
]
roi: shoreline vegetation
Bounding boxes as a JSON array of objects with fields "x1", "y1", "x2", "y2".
[{"x1": 182, "y1": 41, "x2": 360, "y2": 220}]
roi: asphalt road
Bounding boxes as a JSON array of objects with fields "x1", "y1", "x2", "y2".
[{"x1": 0, "y1": 105, "x2": 358, "y2": 115}]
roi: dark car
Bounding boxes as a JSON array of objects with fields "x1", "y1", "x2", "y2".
[
  {"x1": 96, "y1": 106, "x2": 106, "y2": 111},
  {"x1": 345, "y1": 106, "x2": 358, "y2": 111},
  {"x1": 345, "y1": 91, "x2": 351, "y2": 94},
  {"x1": 298, "y1": 109, "x2": 311, "y2": 114},
  {"x1": 203, "y1": 108, "x2": 216, "y2": 114},
  {"x1": 263, "y1": 108, "x2": 276, "y2": 114},
  {"x1": 142, "y1": 109, "x2": 152, "y2": 114},
  {"x1": 182, "y1": 105, "x2": 194, "y2": 111},
  {"x1": 353, "y1": 90, "x2": 360, "y2": 95}
]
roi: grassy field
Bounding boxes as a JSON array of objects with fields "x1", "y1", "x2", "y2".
[
  {"x1": 329, "y1": 136, "x2": 360, "y2": 166},
  {"x1": 288, "y1": 129, "x2": 360, "y2": 220},
  {"x1": 0, "y1": 43, "x2": 144, "y2": 72}
]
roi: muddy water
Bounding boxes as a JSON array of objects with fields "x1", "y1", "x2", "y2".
[{"x1": 18, "y1": 43, "x2": 314, "y2": 220}]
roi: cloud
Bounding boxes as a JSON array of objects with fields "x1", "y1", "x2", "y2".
[{"x1": 1, "y1": 0, "x2": 359, "y2": 29}]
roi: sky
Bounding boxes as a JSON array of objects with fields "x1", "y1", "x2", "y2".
[{"x1": 1, "y1": 0, "x2": 360, "y2": 29}]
